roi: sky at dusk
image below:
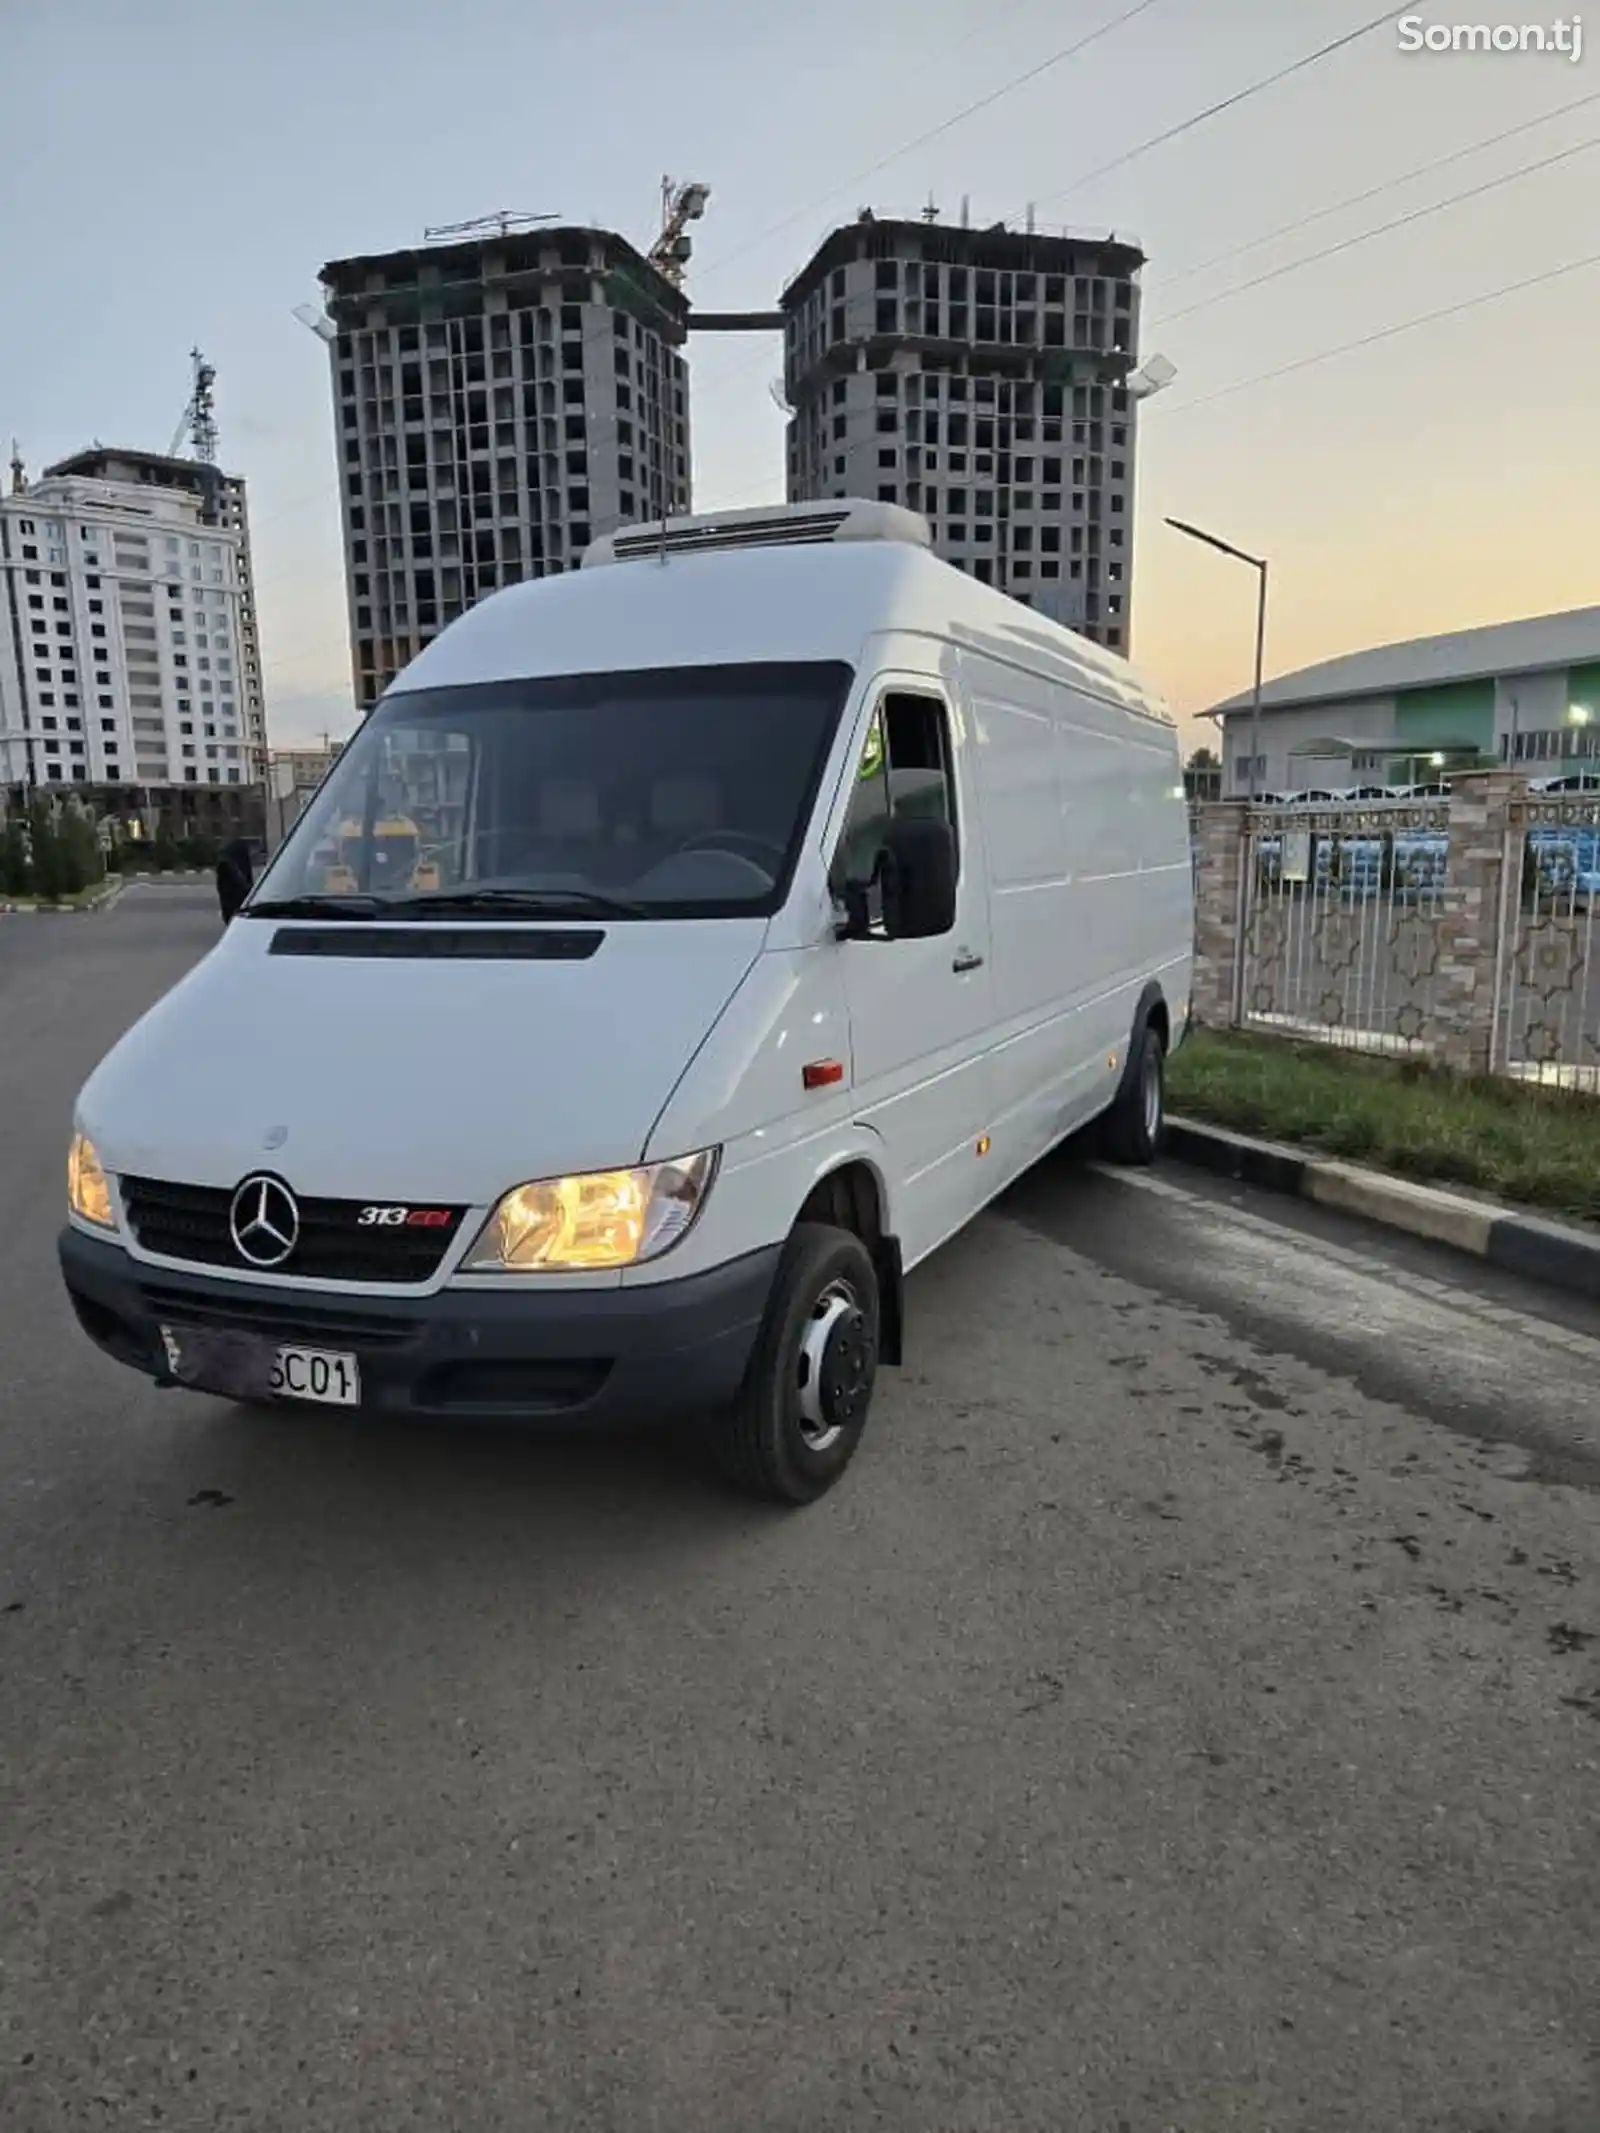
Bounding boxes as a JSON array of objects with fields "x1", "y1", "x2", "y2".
[{"x1": 2, "y1": 0, "x2": 1595, "y2": 750}]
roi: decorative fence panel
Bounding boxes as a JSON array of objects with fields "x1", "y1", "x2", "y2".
[
  {"x1": 1497, "y1": 794, "x2": 1600, "y2": 1091},
  {"x1": 1238, "y1": 800, "x2": 1452, "y2": 1054}
]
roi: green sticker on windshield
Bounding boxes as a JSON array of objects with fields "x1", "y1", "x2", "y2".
[{"x1": 859, "y1": 714, "x2": 886, "y2": 782}]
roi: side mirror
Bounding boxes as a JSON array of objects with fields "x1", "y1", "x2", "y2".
[{"x1": 878, "y1": 814, "x2": 957, "y2": 940}]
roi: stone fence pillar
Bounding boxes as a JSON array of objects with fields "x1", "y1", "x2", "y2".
[
  {"x1": 1191, "y1": 801, "x2": 1249, "y2": 1028},
  {"x1": 1432, "y1": 771, "x2": 1522, "y2": 1075}
]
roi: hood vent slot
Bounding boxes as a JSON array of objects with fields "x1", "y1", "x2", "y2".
[{"x1": 269, "y1": 926, "x2": 604, "y2": 961}]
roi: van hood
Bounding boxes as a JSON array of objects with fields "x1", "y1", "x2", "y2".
[{"x1": 78, "y1": 919, "x2": 766, "y2": 1205}]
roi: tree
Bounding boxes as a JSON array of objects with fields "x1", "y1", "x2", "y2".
[
  {"x1": 26, "y1": 799, "x2": 64, "y2": 901},
  {"x1": 1186, "y1": 745, "x2": 1220, "y2": 771},
  {"x1": 0, "y1": 817, "x2": 30, "y2": 898},
  {"x1": 51, "y1": 800, "x2": 104, "y2": 895}
]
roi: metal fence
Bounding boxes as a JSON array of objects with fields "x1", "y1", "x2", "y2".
[
  {"x1": 1239, "y1": 799, "x2": 1451, "y2": 1054},
  {"x1": 1498, "y1": 794, "x2": 1600, "y2": 1090}
]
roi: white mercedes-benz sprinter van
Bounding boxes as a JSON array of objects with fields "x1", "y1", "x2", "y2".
[{"x1": 61, "y1": 501, "x2": 1193, "y2": 1503}]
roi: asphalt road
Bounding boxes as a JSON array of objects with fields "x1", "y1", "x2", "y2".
[{"x1": 3, "y1": 887, "x2": 1599, "y2": 2133}]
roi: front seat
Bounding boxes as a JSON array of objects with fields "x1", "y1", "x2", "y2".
[
  {"x1": 649, "y1": 775, "x2": 721, "y2": 849},
  {"x1": 514, "y1": 778, "x2": 604, "y2": 880}
]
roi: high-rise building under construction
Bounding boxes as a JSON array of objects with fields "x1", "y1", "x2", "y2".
[
  {"x1": 780, "y1": 213, "x2": 1144, "y2": 654},
  {"x1": 317, "y1": 226, "x2": 692, "y2": 711}
]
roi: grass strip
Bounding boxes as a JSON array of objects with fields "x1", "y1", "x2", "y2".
[{"x1": 1169, "y1": 1028, "x2": 1600, "y2": 1227}]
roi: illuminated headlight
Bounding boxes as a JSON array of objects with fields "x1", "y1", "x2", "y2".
[
  {"x1": 461, "y1": 1151, "x2": 718, "y2": 1273},
  {"x1": 67, "y1": 1132, "x2": 117, "y2": 1230}
]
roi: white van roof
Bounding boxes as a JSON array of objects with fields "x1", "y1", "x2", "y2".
[{"x1": 388, "y1": 534, "x2": 1169, "y2": 724}]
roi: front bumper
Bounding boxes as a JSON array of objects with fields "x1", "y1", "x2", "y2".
[{"x1": 58, "y1": 1226, "x2": 779, "y2": 1427}]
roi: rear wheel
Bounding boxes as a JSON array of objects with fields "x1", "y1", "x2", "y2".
[
  {"x1": 710, "y1": 1222, "x2": 879, "y2": 1505},
  {"x1": 1100, "y1": 1024, "x2": 1165, "y2": 1165}
]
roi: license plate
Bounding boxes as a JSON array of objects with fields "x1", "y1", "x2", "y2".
[
  {"x1": 160, "y1": 1327, "x2": 360, "y2": 1407},
  {"x1": 268, "y1": 1346, "x2": 360, "y2": 1406}
]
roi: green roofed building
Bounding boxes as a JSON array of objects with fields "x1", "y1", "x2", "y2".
[{"x1": 1208, "y1": 605, "x2": 1600, "y2": 798}]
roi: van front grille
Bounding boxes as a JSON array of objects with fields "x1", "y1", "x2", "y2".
[{"x1": 120, "y1": 1176, "x2": 466, "y2": 1286}]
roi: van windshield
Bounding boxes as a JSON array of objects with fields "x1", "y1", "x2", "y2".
[{"x1": 251, "y1": 661, "x2": 854, "y2": 920}]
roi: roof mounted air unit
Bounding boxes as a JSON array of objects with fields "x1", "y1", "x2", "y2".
[{"x1": 582, "y1": 497, "x2": 932, "y2": 568}]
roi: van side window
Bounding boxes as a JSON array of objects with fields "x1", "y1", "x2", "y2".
[{"x1": 831, "y1": 693, "x2": 958, "y2": 895}]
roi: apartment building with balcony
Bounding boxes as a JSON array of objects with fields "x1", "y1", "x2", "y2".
[{"x1": 0, "y1": 448, "x2": 265, "y2": 792}]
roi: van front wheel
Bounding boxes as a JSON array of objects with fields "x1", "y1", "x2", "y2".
[
  {"x1": 712, "y1": 1223, "x2": 880, "y2": 1505},
  {"x1": 1100, "y1": 1025, "x2": 1165, "y2": 1165}
]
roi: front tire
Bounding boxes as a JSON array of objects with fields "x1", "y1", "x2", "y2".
[
  {"x1": 711, "y1": 1222, "x2": 879, "y2": 1505},
  {"x1": 1101, "y1": 1024, "x2": 1165, "y2": 1165}
]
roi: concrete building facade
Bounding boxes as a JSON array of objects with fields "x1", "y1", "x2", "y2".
[
  {"x1": 319, "y1": 227, "x2": 692, "y2": 711},
  {"x1": 780, "y1": 214, "x2": 1143, "y2": 653},
  {"x1": 264, "y1": 742, "x2": 343, "y2": 851},
  {"x1": 1209, "y1": 604, "x2": 1600, "y2": 796},
  {"x1": 0, "y1": 449, "x2": 265, "y2": 792}
]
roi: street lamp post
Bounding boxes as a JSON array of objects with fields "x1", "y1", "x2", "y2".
[{"x1": 1166, "y1": 517, "x2": 1269, "y2": 802}]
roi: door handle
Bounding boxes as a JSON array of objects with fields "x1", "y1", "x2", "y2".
[{"x1": 952, "y1": 949, "x2": 984, "y2": 973}]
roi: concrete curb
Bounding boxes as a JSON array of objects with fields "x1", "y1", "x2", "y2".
[
  {"x1": 0, "y1": 880, "x2": 126, "y2": 918},
  {"x1": 1165, "y1": 1116, "x2": 1600, "y2": 1306}
]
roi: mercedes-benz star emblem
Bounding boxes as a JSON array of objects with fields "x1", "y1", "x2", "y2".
[{"x1": 229, "y1": 1175, "x2": 300, "y2": 1269}]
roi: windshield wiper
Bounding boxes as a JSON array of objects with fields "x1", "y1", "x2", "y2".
[
  {"x1": 384, "y1": 887, "x2": 651, "y2": 921},
  {"x1": 243, "y1": 895, "x2": 383, "y2": 921}
]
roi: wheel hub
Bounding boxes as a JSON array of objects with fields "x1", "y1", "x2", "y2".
[
  {"x1": 796, "y1": 1281, "x2": 872, "y2": 1451},
  {"x1": 1142, "y1": 1047, "x2": 1162, "y2": 1139}
]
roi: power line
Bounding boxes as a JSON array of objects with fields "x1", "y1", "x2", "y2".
[
  {"x1": 693, "y1": 0, "x2": 1169, "y2": 291},
  {"x1": 693, "y1": 5, "x2": 1395, "y2": 404},
  {"x1": 1017, "y1": 4, "x2": 1399, "y2": 217},
  {"x1": 697, "y1": 8, "x2": 1407, "y2": 396},
  {"x1": 1148, "y1": 131, "x2": 1600, "y2": 330},
  {"x1": 1158, "y1": 87, "x2": 1600, "y2": 290},
  {"x1": 1159, "y1": 246, "x2": 1600, "y2": 418}
]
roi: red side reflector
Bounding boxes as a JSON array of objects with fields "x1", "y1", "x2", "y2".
[{"x1": 802, "y1": 1059, "x2": 844, "y2": 1090}]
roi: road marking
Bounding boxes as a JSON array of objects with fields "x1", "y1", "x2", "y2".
[{"x1": 1092, "y1": 1163, "x2": 1600, "y2": 1363}]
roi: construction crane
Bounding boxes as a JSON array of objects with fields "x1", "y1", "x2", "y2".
[
  {"x1": 649, "y1": 178, "x2": 710, "y2": 289},
  {"x1": 422, "y1": 211, "x2": 559, "y2": 242},
  {"x1": 168, "y1": 347, "x2": 218, "y2": 463}
]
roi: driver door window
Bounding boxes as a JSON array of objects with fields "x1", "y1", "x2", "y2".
[{"x1": 830, "y1": 693, "x2": 958, "y2": 903}]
